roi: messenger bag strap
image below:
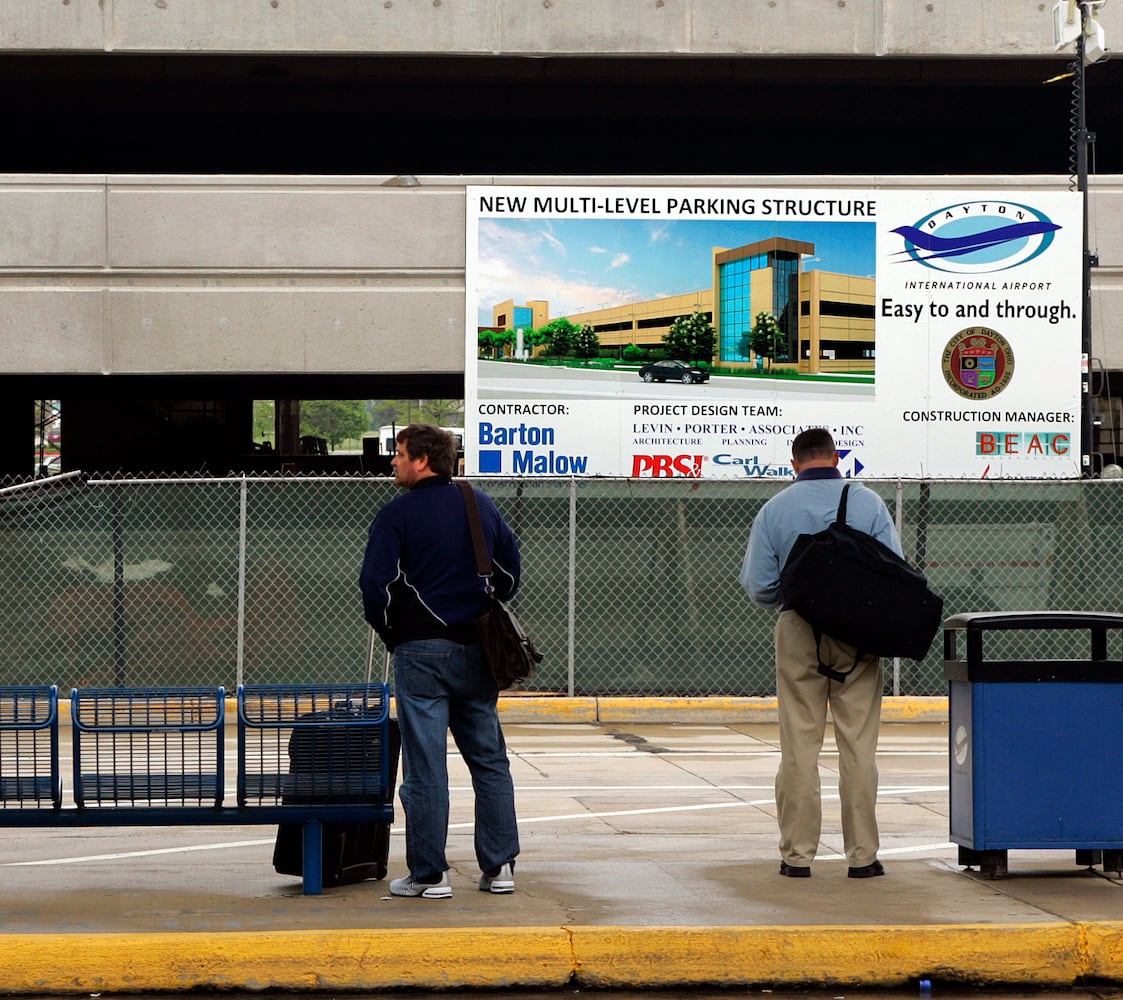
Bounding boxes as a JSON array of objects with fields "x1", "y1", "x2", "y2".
[
  {"x1": 814, "y1": 630, "x2": 862, "y2": 683},
  {"x1": 835, "y1": 482, "x2": 851, "y2": 525},
  {"x1": 456, "y1": 481, "x2": 495, "y2": 592},
  {"x1": 816, "y1": 482, "x2": 864, "y2": 682}
]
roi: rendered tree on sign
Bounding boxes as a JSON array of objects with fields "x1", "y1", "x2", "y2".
[
  {"x1": 478, "y1": 329, "x2": 514, "y2": 358},
  {"x1": 663, "y1": 312, "x2": 715, "y2": 364},
  {"x1": 571, "y1": 324, "x2": 600, "y2": 362},
  {"x1": 749, "y1": 311, "x2": 784, "y2": 371},
  {"x1": 536, "y1": 317, "x2": 582, "y2": 357}
]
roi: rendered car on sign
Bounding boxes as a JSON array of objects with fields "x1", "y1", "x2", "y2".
[{"x1": 638, "y1": 359, "x2": 710, "y2": 384}]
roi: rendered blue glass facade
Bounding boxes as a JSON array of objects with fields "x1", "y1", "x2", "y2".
[
  {"x1": 717, "y1": 249, "x2": 801, "y2": 363},
  {"x1": 718, "y1": 255, "x2": 757, "y2": 362}
]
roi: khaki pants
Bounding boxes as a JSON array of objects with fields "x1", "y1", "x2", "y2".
[{"x1": 774, "y1": 610, "x2": 883, "y2": 868}]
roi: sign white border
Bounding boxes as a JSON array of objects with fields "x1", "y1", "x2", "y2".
[{"x1": 466, "y1": 185, "x2": 1082, "y2": 479}]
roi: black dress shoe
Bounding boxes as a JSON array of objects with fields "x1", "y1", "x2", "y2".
[
  {"x1": 847, "y1": 859, "x2": 885, "y2": 878},
  {"x1": 779, "y1": 861, "x2": 811, "y2": 878}
]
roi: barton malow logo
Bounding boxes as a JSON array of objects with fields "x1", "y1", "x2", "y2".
[
  {"x1": 942, "y1": 327, "x2": 1015, "y2": 400},
  {"x1": 891, "y1": 200, "x2": 1060, "y2": 274}
]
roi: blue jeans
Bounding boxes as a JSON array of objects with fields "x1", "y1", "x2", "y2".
[{"x1": 393, "y1": 638, "x2": 520, "y2": 879}]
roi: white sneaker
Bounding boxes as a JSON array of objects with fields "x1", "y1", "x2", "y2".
[
  {"x1": 478, "y1": 862, "x2": 515, "y2": 894},
  {"x1": 389, "y1": 872, "x2": 452, "y2": 898}
]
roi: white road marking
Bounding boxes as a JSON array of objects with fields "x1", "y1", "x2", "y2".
[
  {"x1": 0, "y1": 785, "x2": 950, "y2": 867},
  {"x1": 3, "y1": 839, "x2": 276, "y2": 866},
  {"x1": 816, "y1": 843, "x2": 957, "y2": 861},
  {"x1": 510, "y1": 750, "x2": 946, "y2": 758}
]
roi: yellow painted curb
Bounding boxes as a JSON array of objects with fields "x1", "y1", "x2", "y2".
[
  {"x1": 1082, "y1": 920, "x2": 1123, "y2": 980},
  {"x1": 596, "y1": 696, "x2": 781, "y2": 724},
  {"x1": 882, "y1": 696, "x2": 948, "y2": 723},
  {"x1": 498, "y1": 696, "x2": 599, "y2": 723},
  {"x1": 58, "y1": 695, "x2": 949, "y2": 727},
  {"x1": 501, "y1": 696, "x2": 948, "y2": 725},
  {"x1": 1, "y1": 928, "x2": 574, "y2": 994},
  {"x1": 570, "y1": 923, "x2": 1083, "y2": 988},
  {"x1": 0, "y1": 923, "x2": 1105, "y2": 994}
]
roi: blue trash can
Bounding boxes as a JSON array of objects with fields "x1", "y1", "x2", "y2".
[{"x1": 944, "y1": 610, "x2": 1123, "y2": 878}]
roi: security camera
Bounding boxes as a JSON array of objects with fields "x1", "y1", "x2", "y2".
[
  {"x1": 1053, "y1": 0, "x2": 1082, "y2": 48},
  {"x1": 1084, "y1": 19, "x2": 1109, "y2": 63}
]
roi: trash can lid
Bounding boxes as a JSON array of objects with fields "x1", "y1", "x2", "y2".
[{"x1": 943, "y1": 610, "x2": 1123, "y2": 632}]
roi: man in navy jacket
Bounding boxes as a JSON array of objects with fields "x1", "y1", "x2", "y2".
[{"x1": 360, "y1": 424, "x2": 521, "y2": 898}]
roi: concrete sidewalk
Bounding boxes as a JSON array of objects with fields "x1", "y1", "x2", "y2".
[{"x1": 2, "y1": 709, "x2": 1122, "y2": 994}]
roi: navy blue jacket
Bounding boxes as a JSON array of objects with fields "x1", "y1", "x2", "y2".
[{"x1": 359, "y1": 476, "x2": 521, "y2": 649}]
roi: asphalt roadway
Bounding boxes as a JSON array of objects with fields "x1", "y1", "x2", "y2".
[
  {"x1": 2, "y1": 696, "x2": 1122, "y2": 995},
  {"x1": 476, "y1": 358, "x2": 876, "y2": 402}
]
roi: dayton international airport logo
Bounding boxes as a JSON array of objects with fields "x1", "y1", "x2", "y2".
[
  {"x1": 891, "y1": 200, "x2": 1060, "y2": 274},
  {"x1": 941, "y1": 327, "x2": 1015, "y2": 400}
]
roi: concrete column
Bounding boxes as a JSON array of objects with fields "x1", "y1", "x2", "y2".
[{"x1": 276, "y1": 399, "x2": 301, "y2": 456}]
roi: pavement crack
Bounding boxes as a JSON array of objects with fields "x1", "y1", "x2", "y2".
[{"x1": 510, "y1": 751, "x2": 551, "y2": 778}]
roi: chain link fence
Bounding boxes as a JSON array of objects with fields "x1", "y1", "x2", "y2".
[{"x1": 2, "y1": 473, "x2": 1121, "y2": 697}]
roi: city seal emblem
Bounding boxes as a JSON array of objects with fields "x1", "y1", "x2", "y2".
[{"x1": 941, "y1": 327, "x2": 1015, "y2": 400}]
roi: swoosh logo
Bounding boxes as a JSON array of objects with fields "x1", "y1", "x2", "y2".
[{"x1": 890, "y1": 220, "x2": 1061, "y2": 262}]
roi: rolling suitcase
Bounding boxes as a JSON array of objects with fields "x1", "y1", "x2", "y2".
[{"x1": 273, "y1": 632, "x2": 398, "y2": 886}]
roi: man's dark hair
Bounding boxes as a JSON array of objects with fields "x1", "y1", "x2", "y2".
[
  {"x1": 397, "y1": 424, "x2": 457, "y2": 478},
  {"x1": 791, "y1": 427, "x2": 836, "y2": 464}
]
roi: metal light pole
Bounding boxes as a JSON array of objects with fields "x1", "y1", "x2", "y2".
[
  {"x1": 1056, "y1": 0, "x2": 1106, "y2": 473},
  {"x1": 1075, "y1": 15, "x2": 1096, "y2": 475}
]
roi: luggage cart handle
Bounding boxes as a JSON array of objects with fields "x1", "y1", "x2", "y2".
[{"x1": 365, "y1": 626, "x2": 390, "y2": 685}]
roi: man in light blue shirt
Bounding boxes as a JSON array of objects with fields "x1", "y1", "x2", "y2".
[{"x1": 740, "y1": 428, "x2": 902, "y2": 880}]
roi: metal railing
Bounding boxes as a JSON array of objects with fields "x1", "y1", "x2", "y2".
[{"x1": 2, "y1": 473, "x2": 1121, "y2": 697}]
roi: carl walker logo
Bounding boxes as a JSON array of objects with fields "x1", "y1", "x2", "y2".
[{"x1": 891, "y1": 200, "x2": 1060, "y2": 274}]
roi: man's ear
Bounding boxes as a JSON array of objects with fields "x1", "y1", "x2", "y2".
[{"x1": 831, "y1": 452, "x2": 840, "y2": 467}]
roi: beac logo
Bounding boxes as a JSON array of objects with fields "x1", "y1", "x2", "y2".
[
  {"x1": 941, "y1": 327, "x2": 1015, "y2": 400},
  {"x1": 976, "y1": 431, "x2": 1070, "y2": 457},
  {"x1": 632, "y1": 455, "x2": 704, "y2": 478},
  {"x1": 891, "y1": 200, "x2": 1060, "y2": 274}
]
